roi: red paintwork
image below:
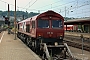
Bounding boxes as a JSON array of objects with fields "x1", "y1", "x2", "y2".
[
  {"x1": 64, "y1": 25, "x2": 78, "y2": 31},
  {"x1": 18, "y1": 10, "x2": 64, "y2": 39}
]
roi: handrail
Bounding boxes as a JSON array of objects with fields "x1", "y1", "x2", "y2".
[
  {"x1": 64, "y1": 43, "x2": 76, "y2": 60},
  {"x1": 40, "y1": 43, "x2": 50, "y2": 60}
]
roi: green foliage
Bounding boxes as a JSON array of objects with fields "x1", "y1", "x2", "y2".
[
  {"x1": 3, "y1": 24, "x2": 8, "y2": 29},
  {"x1": 29, "y1": 12, "x2": 39, "y2": 17},
  {"x1": 0, "y1": 11, "x2": 40, "y2": 18}
]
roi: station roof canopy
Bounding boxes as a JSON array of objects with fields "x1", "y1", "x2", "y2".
[{"x1": 64, "y1": 17, "x2": 90, "y2": 25}]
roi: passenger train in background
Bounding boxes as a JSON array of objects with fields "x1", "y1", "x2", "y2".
[
  {"x1": 17, "y1": 10, "x2": 64, "y2": 54},
  {"x1": 64, "y1": 25, "x2": 78, "y2": 31}
]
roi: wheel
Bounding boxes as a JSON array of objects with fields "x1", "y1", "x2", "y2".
[{"x1": 26, "y1": 38, "x2": 30, "y2": 46}]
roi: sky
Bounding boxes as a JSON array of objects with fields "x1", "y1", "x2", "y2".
[{"x1": 0, "y1": 0, "x2": 90, "y2": 18}]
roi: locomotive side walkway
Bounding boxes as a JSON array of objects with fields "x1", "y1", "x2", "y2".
[{"x1": 0, "y1": 31, "x2": 41, "y2": 60}]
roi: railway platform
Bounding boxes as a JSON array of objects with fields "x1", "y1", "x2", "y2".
[{"x1": 0, "y1": 31, "x2": 41, "y2": 60}]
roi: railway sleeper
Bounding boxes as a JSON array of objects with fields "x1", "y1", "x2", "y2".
[{"x1": 65, "y1": 40, "x2": 90, "y2": 52}]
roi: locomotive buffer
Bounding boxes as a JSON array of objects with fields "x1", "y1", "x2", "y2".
[{"x1": 40, "y1": 43, "x2": 75, "y2": 60}]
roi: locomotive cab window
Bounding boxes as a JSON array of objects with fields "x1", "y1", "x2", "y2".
[
  {"x1": 26, "y1": 25, "x2": 30, "y2": 33},
  {"x1": 38, "y1": 19, "x2": 49, "y2": 28},
  {"x1": 32, "y1": 21, "x2": 35, "y2": 28},
  {"x1": 52, "y1": 20, "x2": 63, "y2": 28}
]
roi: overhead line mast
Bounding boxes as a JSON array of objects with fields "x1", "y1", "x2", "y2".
[{"x1": 14, "y1": 0, "x2": 17, "y2": 40}]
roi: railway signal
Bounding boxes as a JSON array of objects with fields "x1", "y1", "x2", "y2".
[
  {"x1": 3, "y1": 16, "x2": 10, "y2": 26},
  {"x1": 5, "y1": 17, "x2": 9, "y2": 24},
  {"x1": 3, "y1": 16, "x2": 11, "y2": 34}
]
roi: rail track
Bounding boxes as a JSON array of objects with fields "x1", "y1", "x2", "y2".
[
  {"x1": 64, "y1": 35, "x2": 90, "y2": 52},
  {"x1": 18, "y1": 36, "x2": 76, "y2": 60},
  {"x1": 17, "y1": 32, "x2": 90, "y2": 60}
]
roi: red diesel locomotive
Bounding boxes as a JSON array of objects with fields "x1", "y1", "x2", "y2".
[{"x1": 17, "y1": 10, "x2": 64, "y2": 48}]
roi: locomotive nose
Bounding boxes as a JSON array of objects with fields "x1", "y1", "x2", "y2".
[
  {"x1": 47, "y1": 32, "x2": 53, "y2": 34},
  {"x1": 47, "y1": 32, "x2": 54, "y2": 37}
]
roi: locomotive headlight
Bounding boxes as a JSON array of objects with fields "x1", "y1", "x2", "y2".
[
  {"x1": 49, "y1": 16, "x2": 52, "y2": 19},
  {"x1": 37, "y1": 35, "x2": 42, "y2": 39},
  {"x1": 55, "y1": 42, "x2": 58, "y2": 46},
  {"x1": 59, "y1": 35, "x2": 63, "y2": 39},
  {"x1": 60, "y1": 35, "x2": 62, "y2": 36},
  {"x1": 37, "y1": 33, "x2": 43, "y2": 37},
  {"x1": 59, "y1": 37, "x2": 62, "y2": 39},
  {"x1": 37, "y1": 33, "x2": 43, "y2": 39},
  {"x1": 38, "y1": 34, "x2": 42, "y2": 39},
  {"x1": 39, "y1": 34, "x2": 41, "y2": 36}
]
